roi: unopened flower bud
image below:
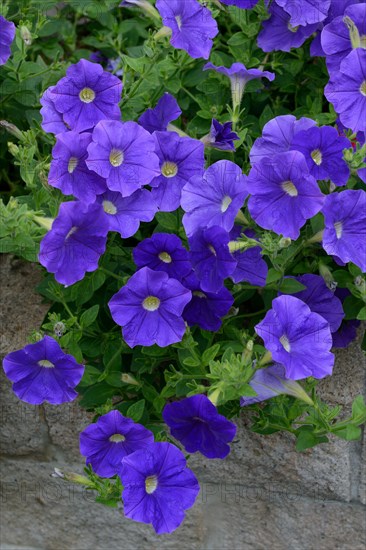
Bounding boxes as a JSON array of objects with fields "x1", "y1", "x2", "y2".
[
  {"x1": 278, "y1": 237, "x2": 292, "y2": 249},
  {"x1": 121, "y1": 373, "x2": 140, "y2": 386},
  {"x1": 20, "y1": 25, "x2": 32, "y2": 46},
  {"x1": 54, "y1": 321, "x2": 66, "y2": 337},
  {"x1": 7, "y1": 142, "x2": 19, "y2": 156},
  {"x1": 1, "y1": 120, "x2": 24, "y2": 140}
]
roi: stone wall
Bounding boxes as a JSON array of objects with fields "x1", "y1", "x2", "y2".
[{"x1": 1, "y1": 254, "x2": 365, "y2": 550}]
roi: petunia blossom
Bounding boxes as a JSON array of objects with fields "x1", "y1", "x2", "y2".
[
  {"x1": 0, "y1": 15, "x2": 15, "y2": 65},
  {"x1": 247, "y1": 150, "x2": 325, "y2": 240},
  {"x1": 289, "y1": 125, "x2": 351, "y2": 186},
  {"x1": 163, "y1": 394, "x2": 237, "y2": 459},
  {"x1": 255, "y1": 295, "x2": 334, "y2": 380},
  {"x1": 240, "y1": 363, "x2": 314, "y2": 406},
  {"x1": 96, "y1": 189, "x2": 157, "y2": 238},
  {"x1": 86, "y1": 120, "x2": 160, "y2": 197},
  {"x1": 275, "y1": 0, "x2": 330, "y2": 26},
  {"x1": 182, "y1": 272, "x2": 234, "y2": 331},
  {"x1": 324, "y1": 49, "x2": 366, "y2": 135},
  {"x1": 80, "y1": 410, "x2": 154, "y2": 478},
  {"x1": 109, "y1": 267, "x2": 191, "y2": 348},
  {"x1": 51, "y1": 59, "x2": 122, "y2": 133},
  {"x1": 40, "y1": 86, "x2": 68, "y2": 135},
  {"x1": 2, "y1": 336, "x2": 84, "y2": 405},
  {"x1": 149, "y1": 131, "x2": 205, "y2": 212},
  {"x1": 156, "y1": 0, "x2": 218, "y2": 60},
  {"x1": 257, "y1": 3, "x2": 319, "y2": 53},
  {"x1": 181, "y1": 160, "x2": 248, "y2": 237},
  {"x1": 203, "y1": 62, "x2": 275, "y2": 108},
  {"x1": 321, "y1": 189, "x2": 366, "y2": 272},
  {"x1": 48, "y1": 131, "x2": 107, "y2": 203},
  {"x1": 189, "y1": 226, "x2": 237, "y2": 293},
  {"x1": 138, "y1": 93, "x2": 182, "y2": 134},
  {"x1": 250, "y1": 114, "x2": 317, "y2": 165},
  {"x1": 120, "y1": 441, "x2": 200, "y2": 534},
  {"x1": 39, "y1": 201, "x2": 109, "y2": 286},
  {"x1": 202, "y1": 119, "x2": 240, "y2": 152},
  {"x1": 230, "y1": 227, "x2": 268, "y2": 287},
  {"x1": 133, "y1": 233, "x2": 191, "y2": 281},
  {"x1": 278, "y1": 274, "x2": 344, "y2": 333}
]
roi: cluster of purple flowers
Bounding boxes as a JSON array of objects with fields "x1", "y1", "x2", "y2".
[{"x1": 78, "y1": 393, "x2": 236, "y2": 533}]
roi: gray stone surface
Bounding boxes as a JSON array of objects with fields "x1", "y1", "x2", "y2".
[{"x1": 0, "y1": 255, "x2": 365, "y2": 549}]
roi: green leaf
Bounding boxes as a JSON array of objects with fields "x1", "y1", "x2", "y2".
[
  {"x1": 334, "y1": 425, "x2": 362, "y2": 441},
  {"x1": 80, "y1": 305, "x2": 100, "y2": 327},
  {"x1": 126, "y1": 399, "x2": 145, "y2": 422},
  {"x1": 266, "y1": 268, "x2": 282, "y2": 285},
  {"x1": 343, "y1": 295, "x2": 363, "y2": 320},
  {"x1": 295, "y1": 427, "x2": 328, "y2": 451},
  {"x1": 279, "y1": 278, "x2": 306, "y2": 294},
  {"x1": 201, "y1": 344, "x2": 220, "y2": 367},
  {"x1": 183, "y1": 357, "x2": 201, "y2": 367},
  {"x1": 357, "y1": 306, "x2": 366, "y2": 321}
]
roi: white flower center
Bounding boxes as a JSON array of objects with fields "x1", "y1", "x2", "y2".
[
  {"x1": 360, "y1": 80, "x2": 366, "y2": 97},
  {"x1": 145, "y1": 475, "x2": 158, "y2": 494},
  {"x1": 334, "y1": 221, "x2": 343, "y2": 239},
  {"x1": 311, "y1": 149, "x2": 322, "y2": 165},
  {"x1": 65, "y1": 226, "x2": 78, "y2": 240},
  {"x1": 142, "y1": 296, "x2": 160, "y2": 311},
  {"x1": 109, "y1": 149, "x2": 124, "y2": 167},
  {"x1": 221, "y1": 195, "x2": 232, "y2": 213},
  {"x1": 208, "y1": 244, "x2": 217, "y2": 256},
  {"x1": 193, "y1": 291, "x2": 207, "y2": 299},
  {"x1": 360, "y1": 35, "x2": 366, "y2": 48},
  {"x1": 287, "y1": 23, "x2": 299, "y2": 33},
  {"x1": 280, "y1": 334, "x2": 291, "y2": 353},
  {"x1": 161, "y1": 161, "x2": 178, "y2": 178},
  {"x1": 175, "y1": 15, "x2": 182, "y2": 30},
  {"x1": 158, "y1": 251, "x2": 172, "y2": 263},
  {"x1": 109, "y1": 434, "x2": 126, "y2": 443},
  {"x1": 102, "y1": 200, "x2": 117, "y2": 215},
  {"x1": 282, "y1": 180, "x2": 298, "y2": 197},
  {"x1": 68, "y1": 157, "x2": 78, "y2": 173},
  {"x1": 79, "y1": 87, "x2": 95, "y2": 103},
  {"x1": 38, "y1": 359, "x2": 55, "y2": 368}
]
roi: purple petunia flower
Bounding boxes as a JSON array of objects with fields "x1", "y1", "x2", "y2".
[
  {"x1": 39, "y1": 201, "x2": 109, "y2": 286},
  {"x1": 324, "y1": 49, "x2": 366, "y2": 134},
  {"x1": 250, "y1": 114, "x2": 317, "y2": 165},
  {"x1": 321, "y1": 189, "x2": 366, "y2": 272},
  {"x1": 275, "y1": 0, "x2": 330, "y2": 26},
  {"x1": 138, "y1": 93, "x2": 182, "y2": 134},
  {"x1": 182, "y1": 272, "x2": 234, "y2": 331},
  {"x1": 2, "y1": 336, "x2": 84, "y2": 405},
  {"x1": 202, "y1": 119, "x2": 240, "y2": 152},
  {"x1": 48, "y1": 131, "x2": 107, "y2": 203},
  {"x1": 289, "y1": 126, "x2": 351, "y2": 186},
  {"x1": 258, "y1": 3, "x2": 319, "y2": 53},
  {"x1": 230, "y1": 227, "x2": 268, "y2": 287},
  {"x1": 278, "y1": 274, "x2": 344, "y2": 332},
  {"x1": 51, "y1": 59, "x2": 122, "y2": 133},
  {"x1": 203, "y1": 62, "x2": 275, "y2": 107},
  {"x1": 40, "y1": 86, "x2": 69, "y2": 135},
  {"x1": 0, "y1": 16, "x2": 15, "y2": 65},
  {"x1": 79, "y1": 410, "x2": 154, "y2": 478},
  {"x1": 120, "y1": 441, "x2": 200, "y2": 534},
  {"x1": 149, "y1": 131, "x2": 205, "y2": 212},
  {"x1": 247, "y1": 150, "x2": 325, "y2": 240},
  {"x1": 163, "y1": 394, "x2": 237, "y2": 459},
  {"x1": 96, "y1": 189, "x2": 157, "y2": 238},
  {"x1": 86, "y1": 120, "x2": 160, "y2": 197},
  {"x1": 133, "y1": 233, "x2": 191, "y2": 281},
  {"x1": 156, "y1": 0, "x2": 218, "y2": 60},
  {"x1": 181, "y1": 160, "x2": 248, "y2": 237},
  {"x1": 332, "y1": 319, "x2": 360, "y2": 348},
  {"x1": 255, "y1": 295, "x2": 334, "y2": 380},
  {"x1": 219, "y1": 0, "x2": 259, "y2": 8},
  {"x1": 189, "y1": 226, "x2": 237, "y2": 293},
  {"x1": 321, "y1": 4, "x2": 366, "y2": 72},
  {"x1": 109, "y1": 267, "x2": 191, "y2": 348},
  {"x1": 240, "y1": 363, "x2": 313, "y2": 406}
]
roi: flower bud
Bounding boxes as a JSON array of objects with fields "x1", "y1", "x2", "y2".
[{"x1": 20, "y1": 25, "x2": 32, "y2": 46}]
